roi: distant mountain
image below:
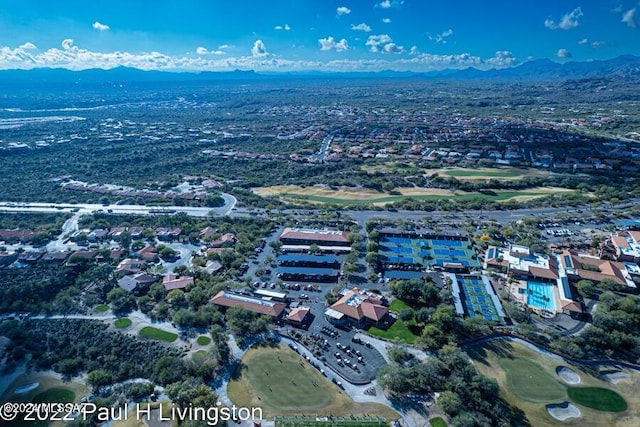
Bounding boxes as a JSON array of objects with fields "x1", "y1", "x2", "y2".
[
  {"x1": 0, "y1": 55, "x2": 638, "y2": 84},
  {"x1": 433, "y1": 55, "x2": 640, "y2": 81},
  {"x1": 0, "y1": 66, "x2": 260, "y2": 85}
]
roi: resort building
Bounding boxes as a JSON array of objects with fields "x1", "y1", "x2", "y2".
[
  {"x1": 325, "y1": 288, "x2": 388, "y2": 327},
  {"x1": 210, "y1": 290, "x2": 287, "y2": 317},
  {"x1": 279, "y1": 227, "x2": 351, "y2": 253},
  {"x1": 557, "y1": 249, "x2": 635, "y2": 288},
  {"x1": 486, "y1": 244, "x2": 582, "y2": 316},
  {"x1": 602, "y1": 230, "x2": 640, "y2": 263},
  {"x1": 485, "y1": 244, "x2": 558, "y2": 281}
]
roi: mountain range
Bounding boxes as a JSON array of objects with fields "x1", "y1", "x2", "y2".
[{"x1": 0, "y1": 55, "x2": 638, "y2": 84}]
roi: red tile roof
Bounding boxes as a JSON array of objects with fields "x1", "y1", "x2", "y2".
[{"x1": 330, "y1": 288, "x2": 388, "y2": 322}]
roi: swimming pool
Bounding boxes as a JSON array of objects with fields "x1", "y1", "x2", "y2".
[{"x1": 526, "y1": 281, "x2": 557, "y2": 311}]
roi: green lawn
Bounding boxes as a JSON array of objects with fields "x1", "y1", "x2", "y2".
[
  {"x1": 429, "y1": 417, "x2": 448, "y2": 427},
  {"x1": 498, "y1": 358, "x2": 566, "y2": 403},
  {"x1": 94, "y1": 304, "x2": 109, "y2": 312},
  {"x1": 367, "y1": 318, "x2": 418, "y2": 344},
  {"x1": 228, "y1": 346, "x2": 398, "y2": 420},
  {"x1": 114, "y1": 318, "x2": 132, "y2": 328},
  {"x1": 139, "y1": 326, "x2": 178, "y2": 343},
  {"x1": 389, "y1": 299, "x2": 413, "y2": 312},
  {"x1": 32, "y1": 388, "x2": 75, "y2": 403},
  {"x1": 567, "y1": 387, "x2": 628, "y2": 412},
  {"x1": 196, "y1": 335, "x2": 212, "y2": 345},
  {"x1": 230, "y1": 346, "x2": 333, "y2": 413}
]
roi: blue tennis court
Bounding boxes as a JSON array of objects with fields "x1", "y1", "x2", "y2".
[
  {"x1": 434, "y1": 248, "x2": 466, "y2": 257},
  {"x1": 456, "y1": 276, "x2": 503, "y2": 323},
  {"x1": 388, "y1": 246, "x2": 412, "y2": 254},
  {"x1": 382, "y1": 256, "x2": 415, "y2": 264},
  {"x1": 431, "y1": 239, "x2": 462, "y2": 247}
]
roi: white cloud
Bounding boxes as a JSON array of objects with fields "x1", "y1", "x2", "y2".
[
  {"x1": 376, "y1": 0, "x2": 403, "y2": 9},
  {"x1": 578, "y1": 38, "x2": 589, "y2": 45},
  {"x1": 275, "y1": 24, "x2": 291, "y2": 31},
  {"x1": 62, "y1": 39, "x2": 74, "y2": 50},
  {"x1": 383, "y1": 43, "x2": 404, "y2": 53},
  {"x1": 251, "y1": 40, "x2": 268, "y2": 57},
  {"x1": 382, "y1": 18, "x2": 392, "y2": 24},
  {"x1": 218, "y1": 44, "x2": 231, "y2": 50},
  {"x1": 428, "y1": 29, "x2": 454, "y2": 44},
  {"x1": 591, "y1": 41, "x2": 606, "y2": 48},
  {"x1": 365, "y1": 34, "x2": 392, "y2": 52},
  {"x1": 19, "y1": 42, "x2": 37, "y2": 50},
  {"x1": 92, "y1": 21, "x2": 110, "y2": 31},
  {"x1": 351, "y1": 23, "x2": 372, "y2": 32},
  {"x1": 484, "y1": 50, "x2": 517, "y2": 68},
  {"x1": 0, "y1": 40, "x2": 524, "y2": 73},
  {"x1": 318, "y1": 36, "x2": 349, "y2": 52},
  {"x1": 409, "y1": 46, "x2": 419, "y2": 55},
  {"x1": 336, "y1": 6, "x2": 351, "y2": 15},
  {"x1": 622, "y1": 8, "x2": 637, "y2": 28},
  {"x1": 545, "y1": 7, "x2": 583, "y2": 30},
  {"x1": 556, "y1": 48, "x2": 572, "y2": 59},
  {"x1": 196, "y1": 47, "x2": 208, "y2": 55}
]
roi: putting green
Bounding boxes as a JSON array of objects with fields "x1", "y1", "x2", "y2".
[
  {"x1": 114, "y1": 318, "x2": 132, "y2": 328},
  {"x1": 32, "y1": 388, "x2": 75, "y2": 403},
  {"x1": 568, "y1": 387, "x2": 628, "y2": 412},
  {"x1": 499, "y1": 358, "x2": 566, "y2": 403},
  {"x1": 139, "y1": 326, "x2": 178, "y2": 343}
]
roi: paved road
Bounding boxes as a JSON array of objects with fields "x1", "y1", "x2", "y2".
[{"x1": 0, "y1": 193, "x2": 237, "y2": 218}]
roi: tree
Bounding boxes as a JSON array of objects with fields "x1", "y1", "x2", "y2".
[
  {"x1": 86, "y1": 369, "x2": 113, "y2": 390},
  {"x1": 388, "y1": 346, "x2": 414, "y2": 365},
  {"x1": 166, "y1": 380, "x2": 218, "y2": 408},
  {"x1": 119, "y1": 231, "x2": 132, "y2": 251},
  {"x1": 438, "y1": 390, "x2": 462, "y2": 416},
  {"x1": 225, "y1": 307, "x2": 270, "y2": 336},
  {"x1": 107, "y1": 287, "x2": 136, "y2": 314}
]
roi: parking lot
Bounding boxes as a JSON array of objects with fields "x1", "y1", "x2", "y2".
[{"x1": 285, "y1": 318, "x2": 387, "y2": 385}]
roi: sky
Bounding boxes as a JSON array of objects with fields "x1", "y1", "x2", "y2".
[{"x1": 0, "y1": 0, "x2": 638, "y2": 72}]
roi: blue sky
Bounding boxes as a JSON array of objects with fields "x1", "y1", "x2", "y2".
[{"x1": 0, "y1": 0, "x2": 637, "y2": 72}]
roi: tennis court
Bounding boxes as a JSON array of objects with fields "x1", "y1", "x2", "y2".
[
  {"x1": 381, "y1": 255, "x2": 415, "y2": 264},
  {"x1": 456, "y1": 276, "x2": 504, "y2": 322},
  {"x1": 434, "y1": 248, "x2": 466, "y2": 257},
  {"x1": 379, "y1": 233, "x2": 480, "y2": 271},
  {"x1": 384, "y1": 246, "x2": 413, "y2": 254},
  {"x1": 430, "y1": 239, "x2": 462, "y2": 247}
]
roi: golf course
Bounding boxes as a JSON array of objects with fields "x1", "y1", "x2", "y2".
[
  {"x1": 254, "y1": 185, "x2": 573, "y2": 206},
  {"x1": 467, "y1": 339, "x2": 638, "y2": 426},
  {"x1": 227, "y1": 345, "x2": 398, "y2": 419}
]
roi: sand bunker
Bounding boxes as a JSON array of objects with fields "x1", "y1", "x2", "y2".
[
  {"x1": 547, "y1": 402, "x2": 581, "y2": 421},
  {"x1": 14, "y1": 382, "x2": 39, "y2": 394},
  {"x1": 601, "y1": 369, "x2": 630, "y2": 384},
  {"x1": 556, "y1": 366, "x2": 581, "y2": 385}
]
